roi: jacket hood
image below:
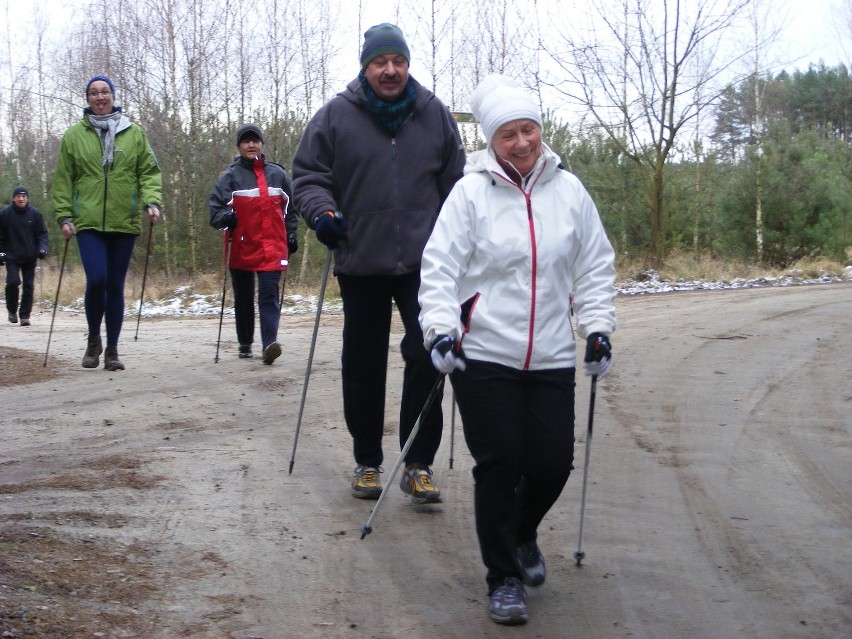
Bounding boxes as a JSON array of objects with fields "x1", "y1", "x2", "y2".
[{"x1": 464, "y1": 142, "x2": 563, "y2": 187}]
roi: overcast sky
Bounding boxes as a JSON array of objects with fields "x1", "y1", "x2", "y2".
[{"x1": 2, "y1": 0, "x2": 848, "y2": 103}]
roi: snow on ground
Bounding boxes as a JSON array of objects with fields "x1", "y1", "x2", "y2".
[{"x1": 47, "y1": 265, "x2": 852, "y2": 318}]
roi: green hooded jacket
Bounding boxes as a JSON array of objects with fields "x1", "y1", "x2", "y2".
[{"x1": 53, "y1": 111, "x2": 162, "y2": 234}]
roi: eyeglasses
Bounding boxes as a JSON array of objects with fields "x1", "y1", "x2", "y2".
[{"x1": 87, "y1": 89, "x2": 113, "y2": 97}]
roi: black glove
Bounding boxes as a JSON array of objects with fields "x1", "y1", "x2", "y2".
[
  {"x1": 430, "y1": 335, "x2": 467, "y2": 374},
  {"x1": 287, "y1": 231, "x2": 298, "y2": 255},
  {"x1": 314, "y1": 211, "x2": 348, "y2": 249},
  {"x1": 221, "y1": 212, "x2": 237, "y2": 231},
  {"x1": 0, "y1": 252, "x2": 5, "y2": 266},
  {"x1": 583, "y1": 332, "x2": 612, "y2": 380},
  {"x1": 38, "y1": 250, "x2": 47, "y2": 260}
]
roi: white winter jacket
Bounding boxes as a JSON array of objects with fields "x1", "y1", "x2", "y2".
[{"x1": 419, "y1": 144, "x2": 616, "y2": 371}]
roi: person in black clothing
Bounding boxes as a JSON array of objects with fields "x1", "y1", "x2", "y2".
[
  {"x1": 209, "y1": 124, "x2": 299, "y2": 364},
  {"x1": 0, "y1": 187, "x2": 49, "y2": 326}
]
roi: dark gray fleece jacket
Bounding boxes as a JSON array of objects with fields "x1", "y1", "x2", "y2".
[{"x1": 292, "y1": 76, "x2": 465, "y2": 276}]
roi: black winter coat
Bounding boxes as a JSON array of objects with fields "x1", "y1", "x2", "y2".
[{"x1": 0, "y1": 204, "x2": 49, "y2": 263}]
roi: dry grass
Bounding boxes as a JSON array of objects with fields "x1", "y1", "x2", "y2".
[
  {"x1": 29, "y1": 252, "x2": 845, "y2": 311},
  {"x1": 616, "y1": 250, "x2": 848, "y2": 284},
  {"x1": 32, "y1": 262, "x2": 340, "y2": 309}
]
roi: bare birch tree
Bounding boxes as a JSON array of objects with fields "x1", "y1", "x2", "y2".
[{"x1": 545, "y1": 0, "x2": 752, "y2": 267}]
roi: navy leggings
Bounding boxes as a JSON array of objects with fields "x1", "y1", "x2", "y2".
[{"x1": 75, "y1": 230, "x2": 136, "y2": 347}]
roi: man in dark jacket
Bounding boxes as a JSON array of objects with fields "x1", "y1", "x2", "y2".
[
  {"x1": 292, "y1": 23, "x2": 466, "y2": 503},
  {"x1": 209, "y1": 123, "x2": 299, "y2": 364},
  {"x1": 0, "y1": 186, "x2": 49, "y2": 326}
]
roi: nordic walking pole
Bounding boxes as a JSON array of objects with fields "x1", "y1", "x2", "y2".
[
  {"x1": 289, "y1": 248, "x2": 332, "y2": 474},
  {"x1": 134, "y1": 220, "x2": 154, "y2": 341},
  {"x1": 574, "y1": 374, "x2": 598, "y2": 566},
  {"x1": 361, "y1": 374, "x2": 445, "y2": 539},
  {"x1": 214, "y1": 234, "x2": 233, "y2": 363},
  {"x1": 38, "y1": 262, "x2": 44, "y2": 314},
  {"x1": 449, "y1": 389, "x2": 457, "y2": 469},
  {"x1": 278, "y1": 263, "x2": 289, "y2": 308},
  {"x1": 43, "y1": 238, "x2": 70, "y2": 367}
]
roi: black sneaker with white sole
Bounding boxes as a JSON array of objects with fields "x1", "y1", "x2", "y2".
[{"x1": 516, "y1": 540, "x2": 546, "y2": 586}]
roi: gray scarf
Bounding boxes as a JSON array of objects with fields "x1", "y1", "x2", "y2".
[{"x1": 88, "y1": 111, "x2": 123, "y2": 166}]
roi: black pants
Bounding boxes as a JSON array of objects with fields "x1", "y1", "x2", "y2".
[
  {"x1": 5, "y1": 260, "x2": 36, "y2": 319},
  {"x1": 451, "y1": 361, "x2": 575, "y2": 593},
  {"x1": 337, "y1": 271, "x2": 443, "y2": 468},
  {"x1": 230, "y1": 269, "x2": 281, "y2": 349}
]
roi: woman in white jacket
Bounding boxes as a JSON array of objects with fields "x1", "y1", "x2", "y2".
[{"x1": 418, "y1": 75, "x2": 617, "y2": 626}]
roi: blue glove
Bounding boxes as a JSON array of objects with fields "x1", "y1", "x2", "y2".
[
  {"x1": 38, "y1": 250, "x2": 47, "y2": 259},
  {"x1": 314, "y1": 211, "x2": 348, "y2": 249},
  {"x1": 583, "y1": 332, "x2": 612, "y2": 380},
  {"x1": 287, "y1": 231, "x2": 298, "y2": 254},
  {"x1": 430, "y1": 335, "x2": 467, "y2": 374}
]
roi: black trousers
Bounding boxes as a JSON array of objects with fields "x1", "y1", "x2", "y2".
[
  {"x1": 230, "y1": 269, "x2": 281, "y2": 349},
  {"x1": 5, "y1": 260, "x2": 36, "y2": 319},
  {"x1": 451, "y1": 361, "x2": 575, "y2": 593},
  {"x1": 337, "y1": 271, "x2": 444, "y2": 468}
]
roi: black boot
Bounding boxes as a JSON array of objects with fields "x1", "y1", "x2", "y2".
[
  {"x1": 82, "y1": 334, "x2": 103, "y2": 368},
  {"x1": 104, "y1": 346, "x2": 125, "y2": 371}
]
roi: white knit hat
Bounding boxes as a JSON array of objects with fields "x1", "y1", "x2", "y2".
[{"x1": 469, "y1": 74, "x2": 543, "y2": 146}]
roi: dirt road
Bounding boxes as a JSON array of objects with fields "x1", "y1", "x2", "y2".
[{"x1": 1, "y1": 283, "x2": 850, "y2": 639}]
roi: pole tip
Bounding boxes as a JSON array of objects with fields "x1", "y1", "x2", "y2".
[
  {"x1": 574, "y1": 550, "x2": 585, "y2": 566},
  {"x1": 360, "y1": 525, "x2": 372, "y2": 540}
]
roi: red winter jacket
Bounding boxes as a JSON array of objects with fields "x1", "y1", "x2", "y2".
[{"x1": 209, "y1": 155, "x2": 297, "y2": 271}]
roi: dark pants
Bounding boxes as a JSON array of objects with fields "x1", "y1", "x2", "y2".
[
  {"x1": 230, "y1": 269, "x2": 281, "y2": 349},
  {"x1": 337, "y1": 271, "x2": 444, "y2": 468},
  {"x1": 5, "y1": 260, "x2": 36, "y2": 319},
  {"x1": 76, "y1": 231, "x2": 136, "y2": 348},
  {"x1": 451, "y1": 361, "x2": 575, "y2": 593}
]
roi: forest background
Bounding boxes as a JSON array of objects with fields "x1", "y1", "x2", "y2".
[{"x1": 0, "y1": 0, "x2": 850, "y2": 300}]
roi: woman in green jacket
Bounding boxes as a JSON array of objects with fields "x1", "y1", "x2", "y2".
[{"x1": 54, "y1": 75, "x2": 162, "y2": 371}]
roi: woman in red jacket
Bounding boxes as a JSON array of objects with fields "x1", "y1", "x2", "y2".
[{"x1": 209, "y1": 124, "x2": 299, "y2": 364}]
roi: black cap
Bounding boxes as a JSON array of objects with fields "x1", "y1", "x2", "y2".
[
  {"x1": 235, "y1": 123, "x2": 264, "y2": 146},
  {"x1": 13, "y1": 186, "x2": 28, "y2": 197}
]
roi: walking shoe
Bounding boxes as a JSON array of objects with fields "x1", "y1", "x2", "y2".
[
  {"x1": 20, "y1": 317, "x2": 30, "y2": 326},
  {"x1": 351, "y1": 465, "x2": 383, "y2": 499},
  {"x1": 82, "y1": 334, "x2": 103, "y2": 368},
  {"x1": 104, "y1": 346, "x2": 125, "y2": 371},
  {"x1": 238, "y1": 344, "x2": 253, "y2": 359},
  {"x1": 262, "y1": 342, "x2": 281, "y2": 365},
  {"x1": 8, "y1": 312, "x2": 17, "y2": 323},
  {"x1": 516, "y1": 540, "x2": 546, "y2": 586},
  {"x1": 489, "y1": 577, "x2": 528, "y2": 625},
  {"x1": 399, "y1": 463, "x2": 442, "y2": 504}
]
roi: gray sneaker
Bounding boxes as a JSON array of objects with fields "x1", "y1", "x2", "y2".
[
  {"x1": 20, "y1": 317, "x2": 30, "y2": 326},
  {"x1": 516, "y1": 541, "x2": 546, "y2": 586},
  {"x1": 238, "y1": 344, "x2": 253, "y2": 359},
  {"x1": 351, "y1": 465, "x2": 383, "y2": 499},
  {"x1": 489, "y1": 577, "x2": 528, "y2": 625},
  {"x1": 8, "y1": 312, "x2": 17, "y2": 324}
]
